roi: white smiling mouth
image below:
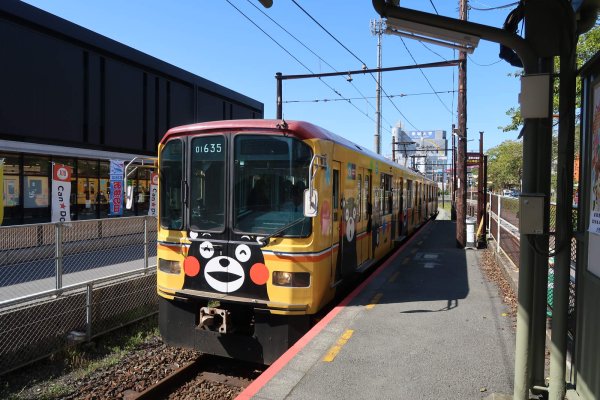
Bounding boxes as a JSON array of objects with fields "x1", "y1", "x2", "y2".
[
  {"x1": 203, "y1": 256, "x2": 245, "y2": 293},
  {"x1": 207, "y1": 271, "x2": 242, "y2": 282}
]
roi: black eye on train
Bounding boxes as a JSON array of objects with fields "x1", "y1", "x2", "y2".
[
  {"x1": 199, "y1": 241, "x2": 214, "y2": 259},
  {"x1": 235, "y1": 244, "x2": 251, "y2": 262}
]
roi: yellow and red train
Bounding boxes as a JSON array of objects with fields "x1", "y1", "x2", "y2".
[{"x1": 155, "y1": 119, "x2": 438, "y2": 364}]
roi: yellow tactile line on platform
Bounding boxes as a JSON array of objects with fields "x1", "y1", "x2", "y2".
[
  {"x1": 366, "y1": 293, "x2": 383, "y2": 310},
  {"x1": 322, "y1": 329, "x2": 354, "y2": 362}
]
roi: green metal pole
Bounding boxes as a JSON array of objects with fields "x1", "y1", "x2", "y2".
[
  {"x1": 514, "y1": 116, "x2": 539, "y2": 399},
  {"x1": 549, "y1": 40, "x2": 576, "y2": 400}
]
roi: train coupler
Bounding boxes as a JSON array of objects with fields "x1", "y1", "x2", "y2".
[{"x1": 199, "y1": 307, "x2": 231, "y2": 333}]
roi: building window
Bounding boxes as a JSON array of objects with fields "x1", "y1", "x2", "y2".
[
  {"x1": 77, "y1": 159, "x2": 99, "y2": 220},
  {"x1": 136, "y1": 168, "x2": 151, "y2": 215},
  {"x1": 23, "y1": 155, "x2": 50, "y2": 223},
  {"x1": 1, "y1": 153, "x2": 22, "y2": 225}
]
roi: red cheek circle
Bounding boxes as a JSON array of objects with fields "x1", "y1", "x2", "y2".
[
  {"x1": 250, "y1": 263, "x2": 269, "y2": 285},
  {"x1": 183, "y1": 256, "x2": 200, "y2": 277}
]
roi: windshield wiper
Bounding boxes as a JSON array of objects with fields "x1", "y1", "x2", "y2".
[{"x1": 257, "y1": 217, "x2": 306, "y2": 247}]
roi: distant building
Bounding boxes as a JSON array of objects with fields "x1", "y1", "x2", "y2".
[
  {"x1": 0, "y1": 0, "x2": 263, "y2": 226},
  {"x1": 391, "y1": 126, "x2": 447, "y2": 187},
  {"x1": 391, "y1": 124, "x2": 416, "y2": 167}
]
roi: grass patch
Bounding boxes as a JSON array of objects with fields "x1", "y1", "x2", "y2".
[{"x1": 0, "y1": 315, "x2": 159, "y2": 400}]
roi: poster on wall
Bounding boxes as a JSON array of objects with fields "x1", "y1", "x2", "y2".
[
  {"x1": 588, "y1": 81, "x2": 600, "y2": 278},
  {"x1": 51, "y1": 164, "x2": 72, "y2": 222},
  {"x1": 148, "y1": 172, "x2": 158, "y2": 216},
  {"x1": 24, "y1": 176, "x2": 49, "y2": 208},
  {"x1": 109, "y1": 160, "x2": 124, "y2": 216}
]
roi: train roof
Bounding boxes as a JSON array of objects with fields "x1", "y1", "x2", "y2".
[{"x1": 162, "y1": 119, "x2": 430, "y2": 181}]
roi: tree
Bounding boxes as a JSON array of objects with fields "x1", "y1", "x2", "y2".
[
  {"x1": 487, "y1": 140, "x2": 523, "y2": 192},
  {"x1": 500, "y1": 23, "x2": 600, "y2": 133}
]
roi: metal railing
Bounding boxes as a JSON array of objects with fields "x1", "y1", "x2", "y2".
[
  {"x1": 0, "y1": 216, "x2": 159, "y2": 375},
  {"x1": 487, "y1": 194, "x2": 577, "y2": 339}
]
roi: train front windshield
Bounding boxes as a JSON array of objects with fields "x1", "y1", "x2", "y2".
[
  {"x1": 159, "y1": 133, "x2": 312, "y2": 237},
  {"x1": 234, "y1": 135, "x2": 312, "y2": 236}
]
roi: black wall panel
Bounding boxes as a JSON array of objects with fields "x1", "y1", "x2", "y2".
[
  {"x1": 103, "y1": 59, "x2": 143, "y2": 150},
  {"x1": 87, "y1": 53, "x2": 102, "y2": 146},
  {"x1": 169, "y1": 81, "x2": 194, "y2": 129},
  {"x1": 197, "y1": 90, "x2": 223, "y2": 122},
  {"x1": 232, "y1": 103, "x2": 256, "y2": 120},
  {"x1": 0, "y1": 19, "x2": 83, "y2": 143},
  {"x1": 0, "y1": 1, "x2": 263, "y2": 156}
]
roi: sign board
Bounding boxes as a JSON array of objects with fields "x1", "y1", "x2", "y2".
[
  {"x1": 407, "y1": 131, "x2": 436, "y2": 139},
  {"x1": 466, "y1": 152, "x2": 482, "y2": 167},
  {"x1": 587, "y1": 80, "x2": 600, "y2": 278}
]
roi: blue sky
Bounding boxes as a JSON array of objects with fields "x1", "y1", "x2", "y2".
[{"x1": 22, "y1": 0, "x2": 523, "y2": 156}]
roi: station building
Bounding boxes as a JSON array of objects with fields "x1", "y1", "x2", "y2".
[{"x1": 0, "y1": 0, "x2": 263, "y2": 226}]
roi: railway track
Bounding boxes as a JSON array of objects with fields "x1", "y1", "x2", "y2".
[{"x1": 123, "y1": 354, "x2": 264, "y2": 400}]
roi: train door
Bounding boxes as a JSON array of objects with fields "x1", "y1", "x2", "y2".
[
  {"x1": 331, "y1": 161, "x2": 342, "y2": 284},
  {"x1": 363, "y1": 172, "x2": 372, "y2": 262},
  {"x1": 357, "y1": 168, "x2": 365, "y2": 265},
  {"x1": 398, "y1": 177, "x2": 404, "y2": 237},
  {"x1": 407, "y1": 179, "x2": 413, "y2": 231}
]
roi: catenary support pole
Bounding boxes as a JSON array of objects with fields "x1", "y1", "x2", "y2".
[
  {"x1": 276, "y1": 72, "x2": 282, "y2": 119},
  {"x1": 455, "y1": 0, "x2": 468, "y2": 248},
  {"x1": 452, "y1": 128, "x2": 457, "y2": 221}
]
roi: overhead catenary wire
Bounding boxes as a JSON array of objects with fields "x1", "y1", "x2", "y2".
[
  {"x1": 469, "y1": 2, "x2": 519, "y2": 11},
  {"x1": 224, "y1": 0, "x2": 388, "y2": 132},
  {"x1": 284, "y1": 89, "x2": 457, "y2": 103},
  {"x1": 399, "y1": 37, "x2": 453, "y2": 114},
  {"x1": 243, "y1": 0, "x2": 395, "y2": 128},
  {"x1": 429, "y1": 0, "x2": 440, "y2": 15},
  {"x1": 290, "y1": 0, "x2": 419, "y2": 130},
  {"x1": 467, "y1": 55, "x2": 503, "y2": 66}
]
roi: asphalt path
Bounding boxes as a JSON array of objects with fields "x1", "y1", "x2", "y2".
[{"x1": 0, "y1": 243, "x2": 156, "y2": 302}]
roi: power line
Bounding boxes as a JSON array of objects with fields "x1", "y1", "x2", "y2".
[
  {"x1": 420, "y1": 41, "x2": 449, "y2": 61},
  {"x1": 467, "y1": 55, "x2": 503, "y2": 66},
  {"x1": 244, "y1": 0, "x2": 389, "y2": 126},
  {"x1": 399, "y1": 37, "x2": 453, "y2": 114},
  {"x1": 284, "y1": 90, "x2": 457, "y2": 103},
  {"x1": 291, "y1": 0, "x2": 419, "y2": 130},
  {"x1": 290, "y1": 0, "x2": 365, "y2": 67},
  {"x1": 469, "y1": 2, "x2": 519, "y2": 11},
  {"x1": 429, "y1": 0, "x2": 440, "y2": 14},
  {"x1": 225, "y1": 0, "x2": 386, "y2": 131}
]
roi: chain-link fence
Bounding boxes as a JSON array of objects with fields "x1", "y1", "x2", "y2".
[
  {"x1": 488, "y1": 194, "x2": 578, "y2": 340},
  {"x1": 0, "y1": 216, "x2": 158, "y2": 375}
]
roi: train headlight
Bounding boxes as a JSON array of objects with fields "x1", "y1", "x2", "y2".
[
  {"x1": 158, "y1": 258, "x2": 182, "y2": 274},
  {"x1": 272, "y1": 271, "x2": 310, "y2": 287}
]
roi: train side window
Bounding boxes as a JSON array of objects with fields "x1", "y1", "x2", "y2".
[
  {"x1": 333, "y1": 169, "x2": 339, "y2": 221},
  {"x1": 364, "y1": 174, "x2": 370, "y2": 219},
  {"x1": 357, "y1": 174, "x2": 362, "y2": 221}
]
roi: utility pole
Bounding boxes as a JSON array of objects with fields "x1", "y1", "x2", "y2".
[
  {"x1": 371, "y1": 19, "x2": 384, "y2": 154},
  {"x1": 451, "y1": 123, "x2": 457, "y2": 221},
  {"x1": 455, "y1": 0, "x2": 468, "y2": 247}
]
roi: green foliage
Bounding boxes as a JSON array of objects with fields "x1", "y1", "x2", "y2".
[{"x1": 487, "y1": 140, "x2": 523, "y2": 191}]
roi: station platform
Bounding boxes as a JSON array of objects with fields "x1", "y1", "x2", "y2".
[{"x1": 237, "y1": 213, "x2": 515, "y2": 400}]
